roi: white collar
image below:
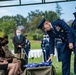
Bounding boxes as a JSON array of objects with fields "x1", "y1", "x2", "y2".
[{"x1": 50, "y1": 23, "x2": 53, "y2": 29}]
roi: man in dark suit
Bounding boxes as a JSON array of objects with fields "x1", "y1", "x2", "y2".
[
  {"x1": 71, "y1": 12, "x2": 76, "y2": 74},
  {"x1": 37, "y1": 18, "x2": 76, "y2": 75},
  {"x1": 12, "y1": 29, "x2": 25, "y2": 58}
]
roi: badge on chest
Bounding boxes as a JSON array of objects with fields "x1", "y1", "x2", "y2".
[{"x1": 55, "y1": 25, "x2": 64, "y2": 33}]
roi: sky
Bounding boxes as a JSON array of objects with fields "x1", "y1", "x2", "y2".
[{"x1": 0, "y1": 0, "x2": 76, "y2": 22}]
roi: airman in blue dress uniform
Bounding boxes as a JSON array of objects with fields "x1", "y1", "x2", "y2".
[
  {"x1": 71, "y1": 12, "x2": 76, "y2": 74},
  {"x1": 41, "y1": 35, "x2": 46, "y2": 62},
  {"x1": 37, "y1": 18, "x2": 76, "y2": 75},
  {"x1": 45, "y1": 35, "x2": 51, "y2": 61},
  {"x1": 41, "y1": 35, "x2": 50, "y2": 62}
]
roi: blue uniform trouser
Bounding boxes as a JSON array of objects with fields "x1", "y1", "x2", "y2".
[
  {"x1": 42, "y1": 49, "x2": 50, "y2": 62},
  {"x1": 46, "y1": 49, "x2": 50, "y2": 61},
  {"x1": 42, "y1": 50, "x2": 46, "y2": 62},
  {"x1": 62, "y1": 43, "x2": 71, "y2": 75},
  {"x1": 74, "y1": 54, "x2": 76, "y2": 74},
  {"x1": 56, "y1": 44, "x2": 62, "y2": 62}
]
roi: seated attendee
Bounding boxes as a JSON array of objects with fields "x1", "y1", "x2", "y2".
[
  {"x1": 1, "y1": 35, "x2": 25, "y2": 73},
  {"x1": 0, "y1": 59, "x2": 20, "y2": 75},
  {"x1": 0, "y1": 40, "x2": 21, "y2": 75}
]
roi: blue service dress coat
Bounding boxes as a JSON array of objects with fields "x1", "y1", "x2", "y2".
[{"x1": 46, "y1": 19, "x2": 76, "y2": 75}]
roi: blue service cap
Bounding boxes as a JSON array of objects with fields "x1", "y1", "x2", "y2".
[
  {"x1": 73, "y1": 12, "x2": 76, "y2": 15},
  {"x1": 37, "y1": 18, "x2": 46, "y2": 29}
]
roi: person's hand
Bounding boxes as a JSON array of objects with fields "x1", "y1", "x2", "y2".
[
  {"x1": 47, "y1": 55, "x2": 53, "y2": 62},
  {"x1": 69, "y1": 43, "x2": 73, "y2": 50},
  {"x1": 3, "y1": 60, "x2": 8, "y2": 64},
  {"x1": 18, "y1": 45, "x2": 22, "y2": 48},
  {"x1": 13, "y1": 58, "x2": 18, "y2": 63}
]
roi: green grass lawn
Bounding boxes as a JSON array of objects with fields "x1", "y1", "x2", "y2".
[
  {"x1": 28, "y1": 54, "x2": 74, "y2": 75},
  {"x1": 30, "y1": 40, "x2": 41, "y2": 49}
]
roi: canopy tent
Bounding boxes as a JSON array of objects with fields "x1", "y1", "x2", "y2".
[{"x1": 0, "y1": 0, "x2": 75, "y2": 8}]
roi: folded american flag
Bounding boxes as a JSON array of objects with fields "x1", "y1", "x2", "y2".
[{"x1": 24, "y1": 61, "x2": 52, "y2": 68}]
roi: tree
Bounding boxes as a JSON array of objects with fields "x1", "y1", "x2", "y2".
[
  {"x1": 44, "y1": 11, "x2": 59, "y2": 21},
  {"x1": 0, "y1": 10, "x2": 59, "y2": 37},
  {"x1": 0, "y1": 16, "x2": 16, "y2": 34},
  {"x1": 26, "y1": 10, "x2": 59, "y2": 35},
  {"x1": 26, "y1": 10, "x2": 44, "y2": 33},
  {"x1": 0, "y1": 15, "x2": 27, "y2": 34},
  {"x1": 14, "y1": 14, "x2": 27, "y2": 34},
  {"x1": 56, "y1": 3, "x2": 63, "y2": 18}
]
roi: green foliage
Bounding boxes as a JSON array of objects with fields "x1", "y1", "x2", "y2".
[
  {"x1": 0, "y1": 10, "x2": 59, "y2": 36},
  {"x1": 8, "y1": 39, "x2": 14, "y2": 50},
  {"x1": 32, "y1": 34, "x2": 43, "y2": 40},
  {"x1": 8, "y1": 33, "x2": 14, "y2": 39},
  {"x1": 0, "y1": 16, "x2": 16, "y2": 34},
  {"x1": 26, "y1": 10, "x2": 59, "y2": 33},
  {"x1": 44, "y1": 11, "x2": 59, "y2": 21},
  {"x1": 0, "y1": 32, "x2": 4, "y2": 37}
]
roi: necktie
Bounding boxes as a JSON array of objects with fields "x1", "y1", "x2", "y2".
[{"x1": 17, "y1": 35, "x2": 20, "y2": 40}]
